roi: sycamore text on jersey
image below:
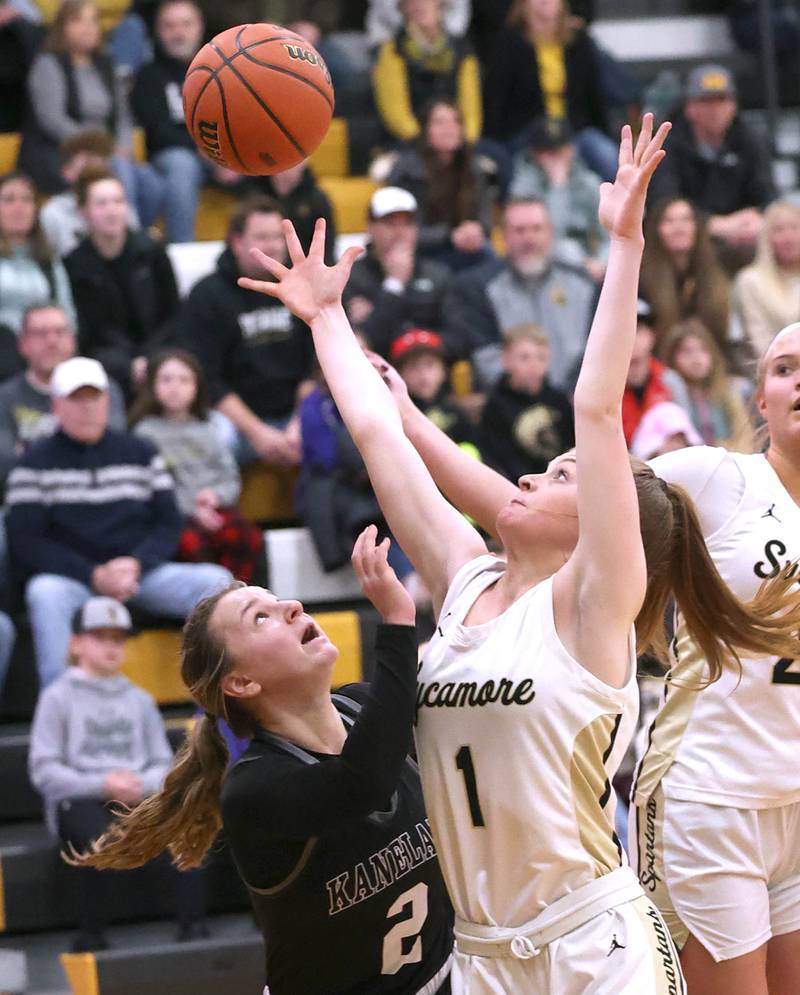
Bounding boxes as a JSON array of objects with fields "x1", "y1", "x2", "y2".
[
  {"x1": 326, "y1": 820, "x2": 437, "y2": 915},
  {"x1": 415, "y1": 676, "x2": 536, "y2": 717}
]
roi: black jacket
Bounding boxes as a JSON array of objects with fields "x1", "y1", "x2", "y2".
[
  {"x1": 243, "y1": 168, "x2": 338, "y2": 265},
  {"x1": 480, "y1": 373, "x2": 575, "y2": 480},
  {"x1": 482, "y1": 25, "x2": 607, "y2": 142},
  {"x1": 65, "y1": 230, "x2": 180, "y2": 388},
  {"x1": 343, "y1": 247, "x2": 450, "y2": 357},
  {"x1": 130, "y1": 45, "x2": 194, "y2": 156},
  {"x1": 178, "y1": 247, "x2": 313, "y2": 420},
  {"x1": 649, "y1": 110, "x2": 775, "y2": 215},
  {"x1": 0, "y1": 15, "x2": 43, "y2": 133}
]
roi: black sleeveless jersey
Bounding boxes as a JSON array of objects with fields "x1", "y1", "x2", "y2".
[{"x1": 220, "y1": 624, "x2": 453, "y2": 994}]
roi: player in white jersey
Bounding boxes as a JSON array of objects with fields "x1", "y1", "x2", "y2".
[
  {"x1": 237, "y1": 117, "x2": 800, "y2": 994},
  {"x1": 628, "y1": 321, "x2": 800, "y2": 994}
]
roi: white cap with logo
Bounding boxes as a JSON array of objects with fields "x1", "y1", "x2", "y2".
[
  {"x1": 50, "y1": 357, "x2": 109, "y2": 398},
  {"x1": 369, "y1": 186, "x2": 418, "y2": 220},
  {"x1": 72, "y1": 596, "x2": 133, "y2": 634}
]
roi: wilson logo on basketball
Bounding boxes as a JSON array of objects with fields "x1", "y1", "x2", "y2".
[
  {"x1": 283, "y1": 44, "x2": 331, "y2": 83},
  {"x1": 197, "y1": 120, "x2": 226, "y2": 164}
]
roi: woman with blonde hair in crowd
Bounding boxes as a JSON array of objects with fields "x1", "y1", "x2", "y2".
[
  {"x1": 640, "y1": 197, "x2": 731, "y2": 359},
  {"x1": 733, "y1": 199, "x2": 800, "y2": 359},
  {"x1": 660, "y1": 317, "x2": 752, "y2": 450}
]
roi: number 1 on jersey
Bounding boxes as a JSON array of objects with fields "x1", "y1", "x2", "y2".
[{"x1": 456, "y1": 745, "x2": 485, "y2": 827}]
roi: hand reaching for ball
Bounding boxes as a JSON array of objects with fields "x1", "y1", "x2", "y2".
[{"x1": 238, "y1": 218, "x2": 364, "y2": 325}]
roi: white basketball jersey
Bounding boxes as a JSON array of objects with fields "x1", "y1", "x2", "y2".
[
  {"x1": 634, "y1": 451, "x2": 800, "y2": 809},
  {"x1": 415, "y1": 555, "x2": 639, "y2": 928}
]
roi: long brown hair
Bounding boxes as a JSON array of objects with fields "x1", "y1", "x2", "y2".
[
  {"x1": 45, "y1": 0, "x2": 101, "y2": 54},
  {"x1": 659, "y1": 317, "x2": 752, "y2": 448},
  {"x1": 67, "y1": 582, "x2": 258, "y2": 871},
  {"x1": 632, "y1": 460, "x2": 800, "y2": 683},
  {"x1": 419, "y1": 99, "x2": 480, "y2": 229},
  {"x1": 0, "y1": 172, "x2": 54, "y2": 265},
  {"x1": 640, "y1": 198, "x2": 730, "y2": 352},
  {"x1": 129, "y1": 348, "x2": 210, "y2": 425}
]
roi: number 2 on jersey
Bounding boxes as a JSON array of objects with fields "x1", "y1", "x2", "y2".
[
  {"x1": 382, "y1": 882, "x2": 428, "y2": 975},
  {"x1": 456, "y1": 745, "x2": 486, "y2": 827},
  {"x1": 773, "y1": 657, "x2": 800, "y2": 684}
]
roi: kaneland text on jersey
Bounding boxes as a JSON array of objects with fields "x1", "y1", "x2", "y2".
[{"x1": 326, "y1": 819, "x2": 437, "y2": 915}]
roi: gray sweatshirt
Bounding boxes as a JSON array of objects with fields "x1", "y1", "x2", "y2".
[
  {"x1": 29, "y1": 668, "x2": 173, "y2": 835},
  {"x1": 134, "y1": 415, "x2": 241, "y2": 517}
]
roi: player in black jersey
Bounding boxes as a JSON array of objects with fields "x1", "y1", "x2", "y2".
[{"x1": 69, "y1": 525, "x2": 454, "y2": 994}]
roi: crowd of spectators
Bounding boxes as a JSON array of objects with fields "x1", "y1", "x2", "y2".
[{"x1": 0, "y1": 0, "x2": 796, "y2": 950}]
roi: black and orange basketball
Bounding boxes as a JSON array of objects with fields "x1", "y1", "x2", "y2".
[{"x1": 182, "y1": 23, "x2": 334, "y2": 175}]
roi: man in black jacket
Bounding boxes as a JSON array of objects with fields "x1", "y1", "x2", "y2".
[
  {"x1": 178, "y1": 197, "x2": 313, "y2": 467},
  {"x1": 649, "y1": 64, "x2": 774, "y2": 255},
  {"x1": 131, "y1": 0, "x2": 238, "y2": 241},
  {"x1": 342, "y1": 187, "x2": 450, "y2": 358}
]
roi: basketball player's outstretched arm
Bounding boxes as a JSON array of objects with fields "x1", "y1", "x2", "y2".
[
  {"x1": 238, "y1": 223, "x2": 487, "y2": 611},
  {"x1": 554, "y1": 115, "x2": 670, "y2": 681}
]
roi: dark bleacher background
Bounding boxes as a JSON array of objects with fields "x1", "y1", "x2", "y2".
[{"x1": 0, "y1": 0, "x2": 798, "y2": 992}]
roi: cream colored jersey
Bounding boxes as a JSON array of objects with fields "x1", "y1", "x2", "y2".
[
  {"x1": 634, "y1": 448, "x2": 800, "y2": 809},
  {"x1": 415, "y1": 555, "x2": 639, "y2": 928}
]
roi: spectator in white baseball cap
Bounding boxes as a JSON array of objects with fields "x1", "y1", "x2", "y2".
[{"x1": 343, "y1": 186, "x2": 451, "y2": 357}]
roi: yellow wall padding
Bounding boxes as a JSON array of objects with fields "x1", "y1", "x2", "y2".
[
  {"x1": 318, "y1": 177, "x2": 379, "y2": 235},
  {"x1": 315, "y1": 610, "x2": 362, "y2": 687},
  {"x1": 60, "y1": 953, "x2": 100, "y2": 995},
  {"x1": 0, "y1": 133, "x2": 20, "y2": 174},
  {"x1": 122, "y1": 629, "x2": 187, "y2": 705},
  {"x1": 238, "y1": 464, "x2": 297, "y2": 524},
  {"x1": 308, "y1": 118, "x2": 349, "y2": 179},
  {"x1": 450, "y1": 360, "x2": 473, "y2": 398}
]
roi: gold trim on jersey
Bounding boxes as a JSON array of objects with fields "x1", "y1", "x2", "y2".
[
  {"x1": 632, "y1": 620, "x2": 707, "y2": 806},
  {"x1": 570, "y1": 713, "x2": 623, "y2": 877}
]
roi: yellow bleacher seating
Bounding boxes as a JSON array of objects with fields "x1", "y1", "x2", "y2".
[
  {"x1": 239, "y1": 463, "x2": 297, "y2": 523},
  {"x1": 60, "y1": 952, "x2": 99, "y2": 995},
  {"x1": 36, "y1": 0, "x2": 128, "y2": 33},
  {"x1": 308, "y1": 118, "x2": 349, "y2": 179},
  {"x1": 450, "y1": 360, "x2": 473, "y2": 398},
  {"x1": 0, "y1": 133, "x2": 20, "y2": 175},
  {"x1": 318, "y1": 176, "x2": 379, "y2": 236},
  {"x1": 122, "y1": 628, "x2": 185, "y2": 704},
  {"x1": 122, "y1": 609, "x2": 363, "y2": 705},
  {"x1": 193, "y1": 186, "x2": 238, "y2": 242},
  {"x1": 316, "y1": 610, "x2": 363, "y2": 687}
]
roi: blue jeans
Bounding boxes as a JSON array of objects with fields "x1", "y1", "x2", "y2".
[
  {"x1": 573, "y1": 127, "x2": 618, "y2": 183},
  {"x1": 151, "y1": 147, "x2": 212, "y2": 243},
  {"x1": 109, "y1": 12, "x2": 153, "y2": 74},
  {"x1": 26, "y1": 563, "x2": 233, "y2": 689},
  {"x1": 112, "y1": 155, "x2": 166, "y2": 230}
]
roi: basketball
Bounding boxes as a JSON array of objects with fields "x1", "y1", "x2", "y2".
[{"x1": 182, "y1": 23, "x2": 335, "y2": 176}]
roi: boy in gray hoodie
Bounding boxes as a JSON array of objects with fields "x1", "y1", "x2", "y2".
[{"x1": 28, "y1": 596, "x2": 205, "y2": 952}]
